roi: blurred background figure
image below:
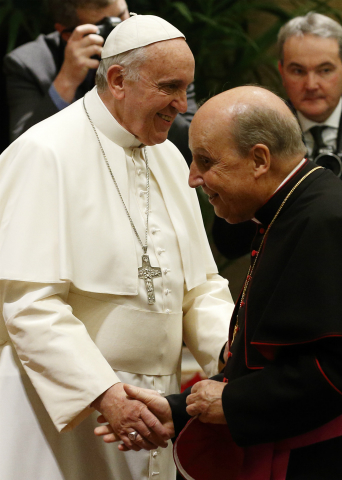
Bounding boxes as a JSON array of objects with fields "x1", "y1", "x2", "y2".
[
  {"x1": 3, "y1": 0, "x2": 130, "y2": 141},
  {"x1": 278, "y1": 12, "x2": 342, "y2": 179}
]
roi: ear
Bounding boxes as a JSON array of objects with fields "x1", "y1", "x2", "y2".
[
  {"x1": 250, "y1": 144, "x2": 271, "y2": 179},
  {"x1": 106, "y1": 65, "x2": 126, "y2": 100}
]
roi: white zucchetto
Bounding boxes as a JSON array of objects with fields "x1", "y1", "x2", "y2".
[{"x1": 101, "y1": 13, "x2": 185, "y2": 59}]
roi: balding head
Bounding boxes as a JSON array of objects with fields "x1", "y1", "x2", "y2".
[
  {"x1": 192, "y1": 86, "x2": 306, "y2": 162},
  {"x1": 189, "y1": 86, "x2": 306, "y2": 223}
]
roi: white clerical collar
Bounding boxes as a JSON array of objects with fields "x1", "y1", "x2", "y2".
[
  {"x1": 297, "y1": 98, "x2": 342, "y2": 133},
  {"x1": 83, "y1": 87, "x2": 142, "y2": 148},
  {"x1": 274, "y1": 157, "x2": 307, "y2": 193}
]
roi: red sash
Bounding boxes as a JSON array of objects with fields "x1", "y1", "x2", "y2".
[{"x1": 174, "y1": 414, "x2": 342, "y2": 480}]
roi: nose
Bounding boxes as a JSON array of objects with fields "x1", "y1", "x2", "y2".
[
  {"x1": 305, "y1": 72, "x2": 319, "y2": 90},
  {"x1": 171, "y1": 89, "x2": 188, "y2": 114},
  {"x1": 188, "y1": 161, "x2": 203, "y2": 188}
]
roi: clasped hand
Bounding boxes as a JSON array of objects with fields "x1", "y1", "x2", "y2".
[{"x1": 94, "y1": 380, "x2": 227, "y2": 451}]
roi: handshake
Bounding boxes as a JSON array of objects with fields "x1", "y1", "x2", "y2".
[{"x1": 93, "y1": 380, "x2": 227, "y2": 452}]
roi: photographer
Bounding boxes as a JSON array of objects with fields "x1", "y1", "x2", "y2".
[{"x1": 3, "y1": 0, "x2": 129, "y2": 142}]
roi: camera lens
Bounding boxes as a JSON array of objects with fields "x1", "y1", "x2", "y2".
[
  {"x1": 96, "y1": 17, "x2": 121, "y2": 41},
  {"x1": 314, "y1": 152, "x2": 342, "y2": 177}
]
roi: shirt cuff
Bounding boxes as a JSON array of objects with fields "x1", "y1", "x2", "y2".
[{"x1": 49, "y1": 83, "x2": 71, "y2": 110}]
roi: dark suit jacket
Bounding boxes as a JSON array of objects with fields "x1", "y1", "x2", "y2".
[{"x1": 3, "y1": 31, "x2": 197, "y2": 164}]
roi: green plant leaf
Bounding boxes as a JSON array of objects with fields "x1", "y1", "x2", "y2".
[
  {"x1": 7, "y1": 9, "x2": 24, "y2": 52},
  {"x1": 172, "y1": 2, "x2": 193, "y2": 22},
  {"x1": 0, "y1": 5, "x2": 11, "y2": 25}
]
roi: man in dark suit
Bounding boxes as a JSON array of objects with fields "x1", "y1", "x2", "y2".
[
  {"x1": 278, "y1": 12, "x2": 342, "y2": 174},
  {"x1": 3, "y1": 0, "x2": 196, "y2": 164}
]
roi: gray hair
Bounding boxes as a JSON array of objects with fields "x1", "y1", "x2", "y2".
[
  {"x1": 231, "y1": 102, "x2": 306, "y2": 161},
  {"x1": 95, "y1": 47, "x2": 147, "y2": 93},
  {"x1": 277, "y1": 12, "x2": 342, "y2": 63}
]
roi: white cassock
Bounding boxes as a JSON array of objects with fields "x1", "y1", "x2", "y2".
[{"x1": 0, "y1": 87, "x2": 234, "y2": 480}]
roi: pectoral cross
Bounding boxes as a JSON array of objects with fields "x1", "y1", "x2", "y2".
[{"x1": 138, "y1": 254, "x2": 162, "y2": 305}]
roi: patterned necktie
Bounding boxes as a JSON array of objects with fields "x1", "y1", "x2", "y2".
[{"x1": 309, "y1": 125, "x2": 327, "y2": 159}]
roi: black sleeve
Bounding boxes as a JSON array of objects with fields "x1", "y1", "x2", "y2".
[
  {"x1": 212, "y1": 216, "x2": 256, "y2": 260},
  {"x1": 167, "y1": 373, "x2": 225, "y2": 439},
  {"x1": 168, "y1": 83, "x2": 197, "y2": 166},
  {"x1": 223, "y1": 339, "x2": 342, "y2": 447}
]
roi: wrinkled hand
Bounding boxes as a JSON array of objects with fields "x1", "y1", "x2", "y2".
[
  {"x1": 94, "y1": 384, "x2": 175, "y2": 450},
  {"x1": 186, "y1": 380, "x2": 227, "y2": 424},
  {"x1": 92, "y1": 383, "x2": 169, "y2": 452},
  {"x1": 54, "y1": 24, "x2": 104, "y2": 102}
]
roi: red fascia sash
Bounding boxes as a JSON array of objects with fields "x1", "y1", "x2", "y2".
[{"x1": 174, "y1": 414, "x2": 342, "y2": 480}]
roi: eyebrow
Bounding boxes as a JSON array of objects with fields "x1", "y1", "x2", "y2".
[{"x1": 287, "y1": 61, "x2": 336, "y2": 69}]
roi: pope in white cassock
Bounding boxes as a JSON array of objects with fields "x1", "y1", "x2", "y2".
[{"x1": 0, "y1": 13, "x2": 234, "y2": 480}]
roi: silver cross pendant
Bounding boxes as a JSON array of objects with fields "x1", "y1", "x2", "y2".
[{"x1": 138, "y1": 254, "x2": 162, "y2": 304}]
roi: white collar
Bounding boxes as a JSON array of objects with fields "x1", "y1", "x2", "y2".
[
  {"x1": 274, "y1": 158, "x2": 307, "y2": 193},
  {"x1": 297, "y1": 98, "x2": 342, "y2": 133},
  {"x1": 84, "y1": 87, "x2": 142, "y2": 149}
]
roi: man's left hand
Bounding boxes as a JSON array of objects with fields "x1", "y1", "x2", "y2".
[{"x1": 186, "y1": 379, "x2": 227, "y2": 424}]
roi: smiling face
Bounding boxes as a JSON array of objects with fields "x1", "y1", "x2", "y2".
[
  {"x1": 188, "y1": 108, "x2": 260, "y2": 224},
  {"x1": 115, "y1": 38, "x2": 194, "y2": 145},
  {"x1": 279, "y1": 34, "x2": 342, "y2": 122}
]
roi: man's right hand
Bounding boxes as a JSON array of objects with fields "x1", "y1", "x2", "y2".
[
  {"x1": 53, "y1": 24, "x2": 104, "y2": 103},
  {"x1": 92, "y1": 383, "x2": 170, "y2": 452}
]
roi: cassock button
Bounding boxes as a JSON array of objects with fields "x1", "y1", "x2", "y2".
[
  {"x1": 228, "y1": 351, "x2": 233, "y2": 360},
  {"x1": 251, "y1": 250, "x2": 258, "y2": 257},
  {"x1": 259, "y1": 228, "x2": 265, "y2": 234}
]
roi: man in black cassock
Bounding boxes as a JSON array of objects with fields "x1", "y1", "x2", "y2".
[{"x1": 94, "y1": 86, "x2": 342, "y2": 480}]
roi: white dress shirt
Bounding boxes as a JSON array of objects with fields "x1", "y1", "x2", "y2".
[{"x1": 297, "y1": 99, "x2": 342, "y2": 157}]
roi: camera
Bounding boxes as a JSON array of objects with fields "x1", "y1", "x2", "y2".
[
  {"x1": 313, "y1": 147, "x2": 342, "y2": 178},
  {"x1": 96, "y1": 17, "x2": 122, "y2": 41}
]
